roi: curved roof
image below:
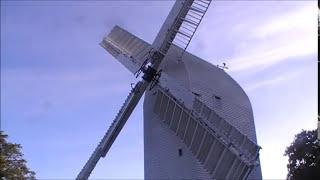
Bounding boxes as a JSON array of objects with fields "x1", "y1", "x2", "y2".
[{"x1": 159, "y1": 46, "x2": 257, "y2": 142}]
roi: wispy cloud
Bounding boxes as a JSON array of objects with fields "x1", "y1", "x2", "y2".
[
  {"x1": 228, "y1": 4, "x2": 317, "y2": 73},
  {"x1": 253, "y1": 6, "x2": 316, "y2": 38},
  {"x1": 244, "y1": 70, "x2": 302, "y2": 92}
]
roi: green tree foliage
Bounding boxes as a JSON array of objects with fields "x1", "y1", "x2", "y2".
[
  {"x1": 0, "y1": 131, "x2": 36, "y2": 179},
  {"x1": 284, "y1": 129, "x2": 320, "y2": 180}
]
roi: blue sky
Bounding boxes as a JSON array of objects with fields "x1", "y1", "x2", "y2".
[{"x1": 1, "y1": 0, "x2": 317, "y2": 179}]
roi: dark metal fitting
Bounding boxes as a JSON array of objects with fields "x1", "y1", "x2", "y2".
[{"x1": 142, "y1": 66, "x2": 157, "y2": 82}]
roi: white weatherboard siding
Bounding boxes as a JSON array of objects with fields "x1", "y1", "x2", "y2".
[{"x1": 144, "y1": 46, "x2": 262, "y2": 179}]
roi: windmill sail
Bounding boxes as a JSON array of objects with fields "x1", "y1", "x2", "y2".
[
  {"x1": 76, "y1": 81, "x2": 149, "y2": 180},
  {"x1": 100, "y1": 25, "x2": 153, "y2": 74},
  {"x1": 101, "y1": 0, "x2": 212, "y2": 73},
  {"x1": 153, "y1": 0, "x2": 212, "y2": 54}
]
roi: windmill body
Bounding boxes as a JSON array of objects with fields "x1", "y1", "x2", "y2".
[
  {"x1": 77, "y1": 1, "x2": 262, "y2": 179},
  {"x1": 144, "y1": 46, "x2": 262, "y2": 179}
]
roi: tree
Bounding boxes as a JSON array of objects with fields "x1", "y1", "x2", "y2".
[
  {"x1": 0, "y1": 131, "x2": 36, "y2": 179},
  {"x1": 284, "y1": 129, "x2": 320, "y2": 180}
]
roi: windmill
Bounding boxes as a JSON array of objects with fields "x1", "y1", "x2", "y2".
[{"x1": 76, "y1": 0, "x2": 262, "y2": 179}]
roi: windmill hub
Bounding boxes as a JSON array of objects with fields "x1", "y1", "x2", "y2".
[{"x1": 141, "y1": 66, "x2": 157, "y2": 83}]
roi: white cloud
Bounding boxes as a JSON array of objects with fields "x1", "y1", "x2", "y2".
[
  {"x1": 253, "y1": 5, "x2": 316, "y2": 38},
  {"x1": 228, "y1": 4, "x2": 317, "y2": 73},
  {"x1": 244, "y1": 70, "x2": 302, "y2": 92}
]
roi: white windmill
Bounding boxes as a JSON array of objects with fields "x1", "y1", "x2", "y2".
[{"x1": 76, "y1": 0, "x2": 262, "y2": 179}]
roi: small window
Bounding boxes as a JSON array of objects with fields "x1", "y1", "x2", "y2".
[
  {"x1": 213, "y1": 95, "x2": 222, "y2": 109},
  {"x1": 193, "y1": 98, "x2": 202, "y2": 114},
  {"x1": 201, "y1": 105, "x2": 211, "y2": 120},
  {"x1": 178, "y1": 148, "x2": 183, "y2": 157}
]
